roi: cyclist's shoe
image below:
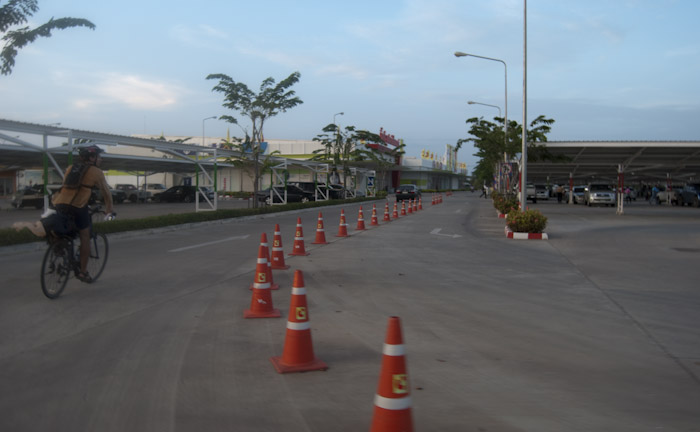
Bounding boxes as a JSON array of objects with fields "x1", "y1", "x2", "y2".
[{"x1": 76, "y1": 271, "x2": 93, "y2": 283}]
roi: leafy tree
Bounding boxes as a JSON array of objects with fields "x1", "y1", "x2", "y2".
[
  {"x1": 310, "y1": 124, "x2": 395, "y2": 193},
  {"x1": 1, "y1": 0, "x2": 95, "y2": 75},
  {"x1": 457, "y1": 114, "x2": 563, "y2": 188},
  {"x1": 207, "y1": 71, "x2": 303, "y2": 207},
  {"x1": 218, "y1": 132, "x2": 280, "y2": 194}
]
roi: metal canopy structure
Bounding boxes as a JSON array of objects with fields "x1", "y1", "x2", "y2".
[{"x1": 526, "y1": 141, "x2": 700, "y2": 184}]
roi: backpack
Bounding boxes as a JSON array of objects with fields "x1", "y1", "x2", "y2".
[{"x1": 62, "y1": 162, "x2": 91, "y2": 190}]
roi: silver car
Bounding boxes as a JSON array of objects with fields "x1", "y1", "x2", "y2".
[{"x1": 585, "y1": 184, "x2": 616, "y2": 206}]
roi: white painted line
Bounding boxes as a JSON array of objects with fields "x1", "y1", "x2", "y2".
[
  {"x1": 430, "y1": 228, "x2": 462, "y2": 239},
  {"x1": 168, "y1": 235, "x2": 250, "y2": 252}
]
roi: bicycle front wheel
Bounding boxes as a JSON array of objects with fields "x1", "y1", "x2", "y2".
[
  {"x1": 41, "y1": 241, "x2": 70, "y2": 299},
  {"x1": 86, "y1": 233, "x2": 109, "y2": 282}
]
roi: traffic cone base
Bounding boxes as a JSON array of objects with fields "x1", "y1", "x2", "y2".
[{"x1": 244, "y1": 307, "x2": 281, "y2": 319}]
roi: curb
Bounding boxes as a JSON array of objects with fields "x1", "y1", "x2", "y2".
[{"x1": 504, "y1": 226, "x2": 548, "y2": 240}]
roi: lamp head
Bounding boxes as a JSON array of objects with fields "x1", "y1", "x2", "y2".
[{"x1": 454, "y1": 51, "x2": 468, "y2": 57}]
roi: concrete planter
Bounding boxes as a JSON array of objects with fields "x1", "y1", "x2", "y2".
[{"x1": 504, "y1": 225, "x2": 548, "y2": 240}]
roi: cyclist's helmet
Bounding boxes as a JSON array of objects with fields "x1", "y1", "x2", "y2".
[{"x1": 78, "y1": 145, "x2": 104, "y2": 161}]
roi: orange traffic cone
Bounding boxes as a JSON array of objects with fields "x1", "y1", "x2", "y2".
[
  {"x1": 400, "y1": 201, "x2": 407, "y2": 216},
  {"x1": 356, "y1": 206, "x2": 366, "y2": 230},
  {"x1": 370, "y1": 316, "x2": 413, "y2": 431},
  {"x1": 270, "y1": 224, "x2": 290, "y2": 270},
  {"x1": 270, "y1": 270, "x2": 328, "y2": 374},
  {"x1": 407, "y1": 199, "x2": 413, "y2": 214},
  {"x1": 431, "y1": 194, "x2": 435, "y2": 205},
  {"x1": 370, "y1": 204, "x2": 379, "y2": 226},
  {"x1": 418, "y1": 198, "x2": 423, "y2": 210},
  {"x1": 244, "y1": 235, "x2": 281, "y2": 319},
  {"x1": 312, "y1": 212, "x2": 328, "y2": 245},
  {"x1": 336, "y1": 209, "x2": 349, "y2": 237},
  {"x1": 383, "y1": 202, "x2": 392, "y2": 222},
  {"x1": 250, "y1": 233, "x2": 279, "y2": 290},
  {"x1": 392, "y1": 202, "x2": 399, "y2": 219},
  {"x1": 289, "y1": 217, "x2": 310, "y2": 256},
  {"x1": 412, "y1": 199, "x2": 418, "y2": 212}
]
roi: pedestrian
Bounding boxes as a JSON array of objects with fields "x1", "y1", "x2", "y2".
[
  {"x1": 479, "y1": 184, "x2": 487, "y2": 199},
  {"x1": 624, "y1": 187, "x2": 632, "y2": 204},
  {"x1": 556, "y1": 185, "x2": 564, "y2": 203}
]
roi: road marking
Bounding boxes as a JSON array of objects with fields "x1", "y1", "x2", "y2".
[
  {"x1": 168, "y1": 235, "x2": 250, "y2": 252},
  {"x1": 430, "y1": 228, "x2": 462, "y2": 238}
]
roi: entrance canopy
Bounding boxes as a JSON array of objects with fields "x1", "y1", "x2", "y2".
[{"x1": 526, "y1": 141, "x2": 700, "y2": 184}]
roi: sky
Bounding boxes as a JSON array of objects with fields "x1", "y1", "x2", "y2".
[{"x1": 2, "y1": 0, "x2": 699, "y2": 171}]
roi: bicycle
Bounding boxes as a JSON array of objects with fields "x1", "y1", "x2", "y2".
[{"x1": 40, "y1": 205, "x2": 115, "y2": 299}]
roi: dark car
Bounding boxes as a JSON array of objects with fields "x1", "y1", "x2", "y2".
[
  {"x1": 395, "y1": 184, "x2": 421, "y2": 201},
  {"x1": 153, "y1": 185, "x2": 214, "y2": 203},
  {"x1": 290, "y1": 182, "x2": 345, "y2": 200},
  {"x1": 11, "y1": 184, "x2": 46, "y2": 209},
  {"x1": 256, "y1": 185, "x2": 315, "y2": 205},
  {"x1": 679, "y1": 184, "x2": 700, "y2": 207},
  {"x1": 93, "y1": 186, "x2": 127, "y2": 204}
]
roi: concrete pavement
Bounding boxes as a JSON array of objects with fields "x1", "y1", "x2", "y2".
[{"x1": 1, "y1": 192, "x2": 699, "y2": 431}]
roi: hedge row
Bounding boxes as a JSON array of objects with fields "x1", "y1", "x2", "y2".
[{"x1": 0, "y1": 196, "x2": 381, "y2": 247}]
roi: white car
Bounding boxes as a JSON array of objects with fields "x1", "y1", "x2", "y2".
[{"x1": 585, "y1": 184, "x2": 616, "y2": 206}]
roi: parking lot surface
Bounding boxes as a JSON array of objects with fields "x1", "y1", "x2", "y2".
[{"x1": 1, "y1": 192, "x2": 699, "y2": 431}]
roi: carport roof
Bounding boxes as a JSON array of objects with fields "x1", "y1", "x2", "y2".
[{"x1": 526, "y1": 141, "x2": 700, "y2": 184}]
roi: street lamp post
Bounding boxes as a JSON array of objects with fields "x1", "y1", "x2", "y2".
[
  {"x1": 521, "y1": 0, "x2": 528, "y2": 207},
  {"x1": 454, "y1": 51, "x2": 508, "y2": 166}
]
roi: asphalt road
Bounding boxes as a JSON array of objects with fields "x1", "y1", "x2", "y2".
[{"x1": 1, "y1": 193, "x2": 699, "y2": 431}]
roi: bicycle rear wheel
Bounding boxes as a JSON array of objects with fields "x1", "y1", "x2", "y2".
[
  {"x1": 86, "y1": 233, "x2": 109, "y2": 282},
  {"x1": 41, "y1": 241, "x2": 71, "y2": 299}
]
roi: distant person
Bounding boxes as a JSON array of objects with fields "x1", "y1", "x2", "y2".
[
  {"x1": 556, "y1": 185, "x2": 564, "y2": 203},
  {"x1": 479, "y1": 184, "x2": 488, "y2": 199}
]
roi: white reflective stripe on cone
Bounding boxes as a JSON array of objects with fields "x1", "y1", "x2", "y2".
[
  {"x1": 291, "y1": 287, "x2": 306, "y2": 295},
  {"x1": 253, "y1": 282, "x2": 271, "y2": 289},
  {"x1": 287, "y1": 321, "x2": 311, "y2": 330},
  {"x1": 374, "y1": 395, "x2": 412, "y2": 410},
  {"x1": 383, "y1": 343, "x2": 406, "y2": 356},
  {"x1": 257, "y1": 258, "x2": 267, "y2": 264}
]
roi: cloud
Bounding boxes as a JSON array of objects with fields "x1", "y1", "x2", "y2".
[
  {"x1": 72, "y1": 74, "x2": 184, "y2": 110},
  {"x1": 169, "y1": 24, "x2": 229, "y2": 47}
]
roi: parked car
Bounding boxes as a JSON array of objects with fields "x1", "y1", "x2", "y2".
[
  {"x1": 153, "y1": 185, "x2": 213, "y2": 203},
  {"x1": 256, "y1": 185, "x2": 315, "y2": 205},
  {"x1": 140, "y1": 183, "x2": 167, "y2": 196},
  {"x1": 654, "y1": 187, "x2": 682, "y2": 205},
  {"x1": 10, "y1": 184, "x2": 55, "y2": 209},
  {"x1": 115, "y1": 183, "x2": 152, "y2": 203},
  {"x1": 566, "y1": 186, "x2": 586, "y2": 204},
  {"x1": 395, "y1": 184, "x2": 421, "y2": 201},
  {"x1": 535, "y1": 184, "x2": 549, "y2": 200},
  {"x1": 679, "y1": 184, "x2": 700, "y2": 207},
  {"x1": 290, "y1": 182, "x2": 345, "y2": 199},
  {"x1": 526, "y1": 183, "x2": 537, "y2": 203},
  {"x1": 584, "y1": 184, "x2": 616, "y2": 206},
  {"x1": 93, "y1": 186, "x2": 127, "y2": 204}
]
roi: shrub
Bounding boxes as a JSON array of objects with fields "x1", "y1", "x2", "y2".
[
  {"x1": 492, "y1": 192, "x2": 519, "y2": 215},
  {"x1": 506, "y1": 209, "x2": 548, "y2": 233}
]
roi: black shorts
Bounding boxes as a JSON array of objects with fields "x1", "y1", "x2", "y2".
[{"x1": 55, "y1": 204, "x2": 90, "y2": 231}]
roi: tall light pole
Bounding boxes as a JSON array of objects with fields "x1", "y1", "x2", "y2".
[
  {"x1": 454, "y1": 51, "x2": 508, "y2": 165},
  {"x1": 521, "y1": 0, "x2": 528, "y2": 207}
]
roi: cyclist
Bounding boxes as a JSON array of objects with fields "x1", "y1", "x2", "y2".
[{"x1": 52, "y1": 145, "x2": 114, "y2": 282}]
